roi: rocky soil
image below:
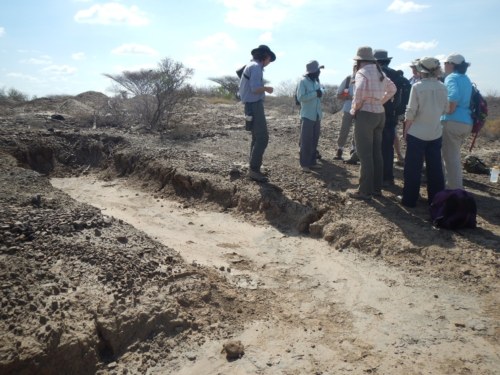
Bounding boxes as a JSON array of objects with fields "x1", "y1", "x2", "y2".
[{"x1": 0, "y1": 92, "x2": 498, "y2": 374}]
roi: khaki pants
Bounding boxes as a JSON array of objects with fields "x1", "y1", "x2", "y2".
[
  {"x1": 354, "y1": 111, "x2": 385, "y2": 196},
  {"x1": 441, "y1": 120, "x2": 472, "y2": 189}
]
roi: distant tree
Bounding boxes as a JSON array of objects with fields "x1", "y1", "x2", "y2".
[
  {"x1": 208, "y1": 74, "x2": 270, "y2": 101},
  {"x1": 208, "y1": 75, "x2": 240, "y2": 100},
  {"x1": 275, "y1": 79, "x2": 299, "y2": 98},
  {"x1": 103, "y1": 57, "x2": 194, "y2": 131},
  {"x1": 0, "y1": 87, "x2": 30, "y2": 102}
]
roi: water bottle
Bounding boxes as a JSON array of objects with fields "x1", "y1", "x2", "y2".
[
  {"x1": 245, "y1": 115, "x2": 253, "y2": 131},
  {"x1": 490, "y1": 166, "x2": 499, "y2": 183}
]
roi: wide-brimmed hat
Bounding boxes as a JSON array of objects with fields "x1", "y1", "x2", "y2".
[
  {"x1": 445, "y1": 53, "x2": 467, "y2": 65},
  {"x1": 305, "y1": 60, "x2": 324, "y2": 74},
  {"x1": 374, "y1": 49, "x2": 392, "y2": 61},
  {"x1": 353, "y1": 46, "x2": 376, "y2": 61},
  {"x1": 410, "y1": 58, "x2": 420, "y2": 68},
  {"x1": 416, "y1": 57, "x2": 440, "y2": 73},
  {"x1": 251, "y1": 45, "x2": 276, "y2": 62}
]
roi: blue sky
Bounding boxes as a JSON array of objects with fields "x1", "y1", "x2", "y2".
[{"x1": 1, "y1": 0, "x2": 499, "y2": 98}]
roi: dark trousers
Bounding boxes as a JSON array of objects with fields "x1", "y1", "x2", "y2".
[
  {"x1": 382, "y1": 114, "x2": 398, "y2": 182},
  {"x1": 300, "y1": 116, "x2": 321, "y2": 167},
  {"x1": 246, "y1": 100, "x2": 268, "y2": 172},
  {"x1": 402, "y1": 135, "x2": 445, "y2": 207}
]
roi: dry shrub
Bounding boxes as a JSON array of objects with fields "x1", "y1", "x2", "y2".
[
  {"x1": 482, "y1": 118, "x2": 500, "y2": 139},
  {"x1": 204, "y1": 97, "x2": 235, "y2": 105}
]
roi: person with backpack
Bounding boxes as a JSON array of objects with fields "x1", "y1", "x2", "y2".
[
  {"x1": 348, "y1": 46, "x2": 396, "y2": 200},
  {"x1": 400, "y1": 57, "x2": 448, "y2": 208},
  {"x1": 441, "y1": 53, "x2": 473, "y2": 189},
  {"x1": 334, "y1": 63, "x2": 357, "y2": 161},
  {"x1": 374, "y1": 49, "x2": 411, "y2": 187},
  {"x1": 296, "y1": 60, "x2": 324, "y2": 173},
  {"x1": 238, "y1": 45, "x2": 276, "y2": 183}
]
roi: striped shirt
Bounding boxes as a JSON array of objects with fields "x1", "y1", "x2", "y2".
[{"x1": 350, "y1": 64, "x2": 397, "y2": 114}]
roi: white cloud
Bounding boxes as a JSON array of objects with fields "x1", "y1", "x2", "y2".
[
  {"x1": 398, "y1": 40, "x2": 438, "y2": 51},
  {"x1": 72, "y1": 52, "x2": 86, "y2": 60},
  {"x1": 0, "y1": 27, "x2": 5, "y2": 37},
  {"x1": 259, "y1": 32, "x2": 273, "y2": 43},
  {"x1": 387, "y1": 0, "x2": 430, "y2": 14},
  {"x1": 6, "y1": 72, "x2": 41, "y2": 82},
  {"x1": 21, "y1": 56, "x2": 52, "y2": 65},
  {"x1": 219, "y1": 0, "x2": 307, "y2": 30},
  {"x1": 111, "y1": 43, "x2": 159, "y2": 56},
  {"x1": 74, "y1": 3, "x2": 149, "y2": 26},
  {"x1": 41, "y1": 65, "x2": 78, "y2": 75},
  {"x1": 195, "y1": 33, "x2": 237, "y2": 50}
]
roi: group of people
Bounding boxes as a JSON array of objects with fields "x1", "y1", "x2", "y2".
[{"x1": 238, "y1": 44, "x2": 475, "y2": 208}]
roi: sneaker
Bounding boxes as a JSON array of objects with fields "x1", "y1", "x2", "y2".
[
  {"x1": 302, "y1": 166, "x2": 312, "y2": 173},
  {"x1": 248, "y1": 170, "x2": 268, "y2": 182},
  {"x1": 334, "y1": 149, "x2": 343, "y2": 160},
  {"x1": 348, "y1": 190, "x2": 372, "y2": 201}
]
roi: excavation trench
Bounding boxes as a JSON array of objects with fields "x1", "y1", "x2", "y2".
[{"x1": 49, "y1": 176, "x2": 499, "y2": 375}]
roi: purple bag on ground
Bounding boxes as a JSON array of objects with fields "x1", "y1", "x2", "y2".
[{"x1": 430, "y1": 189, "x2": 477, "y2": 230}]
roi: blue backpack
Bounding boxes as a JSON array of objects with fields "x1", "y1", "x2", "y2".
[{"x1": 430, "y1": 189, "x2": 477, "y2": 230}]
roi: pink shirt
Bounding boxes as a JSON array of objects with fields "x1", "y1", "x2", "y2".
[{"x1": 350, "y1": 64, "x2": 397, "y2": 114}]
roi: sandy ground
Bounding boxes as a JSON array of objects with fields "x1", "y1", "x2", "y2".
[{"x1": 52, "y1": 176, "x2": 499, "y2": 374}]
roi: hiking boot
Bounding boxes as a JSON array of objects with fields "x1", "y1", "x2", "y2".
[
  {"x1": 248, "y1": 170, "x2": 268, "y2": 182},
  {"x1": 348, "y1": 190, "x2": 372, "y2": 201},
  {"x1": 344, "y1": 151, "x2": 359, "y2": 165},
  {"x1": 334, "y1": 149, "x2": 343, "y2": 160}
]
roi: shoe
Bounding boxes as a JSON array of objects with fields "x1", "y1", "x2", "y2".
[
  {"x1": 348, "y1": 191, "x2": 372, "y2": 200},
  {"x1": 373, "y1": 191, "x2": 383, "y2": 197},
  {"x1": 316, "y1": 150, "x2": 322, "y2": 160},
  {"x1": 383, "y1": 180, "x2": 395, "y2": 187},
  {"x1": 334, "y1": 149, "x2": 343, "y2": 160},
  {"x1": 310, "y1": 164, "x2": 322, "y2": 170},
  {"x1": 248, "y1": 170, "x2": 268, "y2": 182},
  {"x1": 302, "y1": 166, "x2": 312, "y2": 173},
  {"x1": 344, "y1": 158, "x2": 358, "y2": 165}
]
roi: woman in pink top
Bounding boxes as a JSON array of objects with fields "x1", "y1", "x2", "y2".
[{"x1": 348, "y1": 46, "x2": 397, "y2": 200}]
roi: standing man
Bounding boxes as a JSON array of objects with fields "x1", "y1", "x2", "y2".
[
  {"x1": 239, "y1": 45, "x2": 276, "y2": 183},
  {"x1": 297, "y1": 60, "x2": 324, "y2": 172},
  {"x1": 374, "y1": 49, "x2": 411, "y2": 187}
]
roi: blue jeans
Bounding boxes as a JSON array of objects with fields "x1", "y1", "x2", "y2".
[
  {"x1": 246, "y1": 100, "x2": 268, "y2": 172},
  {"x1": 300, "y1": 116, "x2": 321, "y2": 167},
  {"x1": 382, "y1": 114, "x2": 398, "y2": 182},
  {"x1": 402, "y1": 135, "x2": 445, "y2": 207}
]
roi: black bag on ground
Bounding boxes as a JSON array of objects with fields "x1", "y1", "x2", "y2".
[{"x1": 430, "y1": 189, "x2": 477, "y2": 230}]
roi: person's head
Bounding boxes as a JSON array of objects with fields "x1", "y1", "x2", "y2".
[
  {"x1": 305, "y1": 60, "x2": 324, "y2": 81},
  {"x1": 410, "y1": 59, "x2": 421, "y2": 77},
  {"x1": 444, "y1": 53, "x2": 470, "y2": 75},
  {"x1": 416, "y1": 57, "x2": 441, "y2": 78},
  {"x1": 353, "y1": 46, "x2": 384, "y2": 81},
  {"x1": 251, "y1": 45, "x2": 276, "y2": 66},
  {"x1": 374, "y1": 49, "x2": 392, "y2": 67}
]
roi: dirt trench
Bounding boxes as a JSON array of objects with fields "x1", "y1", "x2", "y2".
[{"x1": 1, "y1": 128, "x2": 499, "y2": 374}]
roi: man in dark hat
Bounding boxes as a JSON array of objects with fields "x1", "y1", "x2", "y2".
[
  {"x1": 374, "y1": 49, "x2": 411, "y2": 187},
  {"x1": 238, "y1": 45, "x2": 276, "y2": 183}
]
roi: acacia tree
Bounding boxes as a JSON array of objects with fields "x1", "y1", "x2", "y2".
[
  {"x1": 103, "y1": 57, "x2": 194, "y2": 131},
  {"x1": 208, "y1": 74, "x2": 270, "y2": 101}
]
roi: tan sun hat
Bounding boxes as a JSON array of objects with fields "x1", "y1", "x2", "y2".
[
  {"x1": 416, "y1": 57, "x2": 440, "y2": 73},
  {"x1": 353, "y1": 46, "x2": 376, "y2": 61}
]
